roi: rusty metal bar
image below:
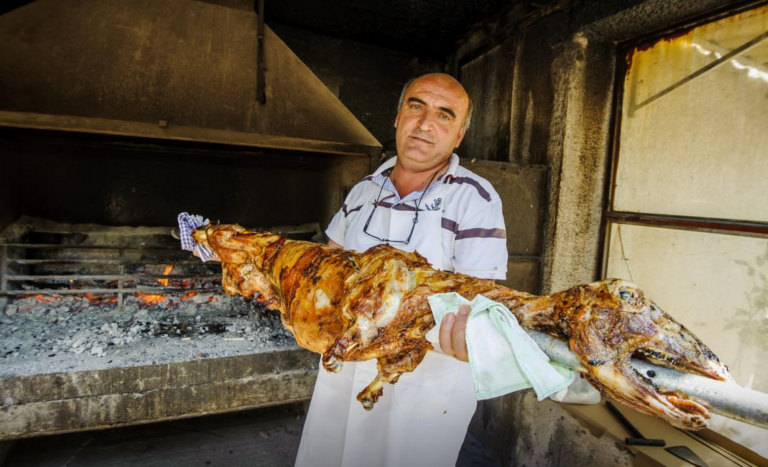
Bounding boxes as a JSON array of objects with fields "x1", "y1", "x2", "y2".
[
  {"x1": 6, "y1": 274, "x2": 220, "y2": 281},
  {"x1": 8, "y1": 259, "x2": 213, "y2": 265},
  {"x1": 0, "y1": 245, "x2": 7, "y2": 293},
  {"x1": 117, "y1": 264, "x2": 124, "y2": 309},
  {"x1": 256, "y1": 0, "x2": 266, "y2": 105},
  {"x1": 605, "y1": 211, "x2": 768, "y2": 237},
  {"x1": 0, "y1": 287, "x2": 220, "y2": 296},
  {"x1": 0, "y1": 243, "x2": 182, "y2": 250}
]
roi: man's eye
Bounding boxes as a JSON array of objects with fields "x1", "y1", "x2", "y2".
[{"x1": 410, "y1": 104, "x2": 423, "y2": 110}]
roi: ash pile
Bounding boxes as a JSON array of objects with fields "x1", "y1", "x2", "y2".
[{"x1": 1, "y1": 293, "x2": 295, "y2": 378}]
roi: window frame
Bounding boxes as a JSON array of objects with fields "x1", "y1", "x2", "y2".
[
  {"x1": 598, "y1": 2, "x2": 768, "y2": 461},
  {"x1": 599, "y1": 0, "x2": 768, "y2": 280}
]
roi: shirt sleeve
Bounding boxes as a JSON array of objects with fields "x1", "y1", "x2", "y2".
[
  {"x1": 325, "y1": 183, "x2": 364, "y2": 248},
  {"x1": 451, "y1": 197, "x2": 508, "y2": 280},
  {"x1": 325, "y1": 208, "x2": 346, "y2": 247}
]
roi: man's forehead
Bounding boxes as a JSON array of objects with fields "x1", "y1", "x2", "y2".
[{"x1": 405, "y1": 76, "x2": 468, "y2": 109}]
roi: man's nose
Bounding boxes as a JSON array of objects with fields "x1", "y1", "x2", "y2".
[{"x1": 417, "y1": 112, "x2": 434, "y2": 131}]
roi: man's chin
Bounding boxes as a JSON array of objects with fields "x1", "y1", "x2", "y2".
[
  {"x1": 400, "y1": 149, "x2": 433, "y2": 164},
  {"x1": 397, "y1": 149, "x2": 452, "y2": 171}
]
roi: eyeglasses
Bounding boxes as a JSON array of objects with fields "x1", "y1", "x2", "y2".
[{"x1": 362, "y1": 170, "x2": 438, "y2": 245}]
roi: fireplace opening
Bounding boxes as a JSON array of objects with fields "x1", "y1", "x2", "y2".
[
  {"x1": 0, "y1": 128, "x2": 370, "y2": 439},
  {"x1": 0, "y1": 216, "x2": 322, "y2": 375}
]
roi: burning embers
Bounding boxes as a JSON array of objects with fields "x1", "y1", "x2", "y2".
[
  {"x1": 0, "y1": 219, "x2": 303, "y2": 374},
  {"x1": 0, "y1": 220, "x2": 224, "y2": 305},
  {"x1": 137, "y1": 291, "x2": 209, "y2": 305},
  {"x1": 136, "y1": 264, "x2": 176, "y2": 303}
]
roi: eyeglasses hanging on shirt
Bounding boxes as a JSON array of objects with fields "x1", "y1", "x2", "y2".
[{"x1": 363, "y1": 169, "x2": 439, "y2": 245}]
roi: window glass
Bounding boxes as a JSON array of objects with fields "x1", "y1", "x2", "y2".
[{"x1": 615, "y1": 5, "x2": 768, "y2": 222}]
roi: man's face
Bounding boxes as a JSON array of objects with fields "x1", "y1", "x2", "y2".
[{"x1": 394, "y1": 75, "x2": 469, "y2": 172}]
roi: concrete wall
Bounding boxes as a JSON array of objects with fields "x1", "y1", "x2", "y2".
[
  {"x1": 458, "y1": 36, "x2": 516, "y2": 162},
  {"x1": 0, "y1": 348, "x2": 318, "y2": 439},
  {"x1": 471, "y1": 390, "x2": 634, "y2": 466},
  {"x1": 469, "y1": 160, "x2": 548, "y2": 293}
]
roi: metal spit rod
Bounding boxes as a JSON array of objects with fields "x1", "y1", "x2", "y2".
[{"x1": 528, "y1": 331, "x2": 768, "y2": 430}]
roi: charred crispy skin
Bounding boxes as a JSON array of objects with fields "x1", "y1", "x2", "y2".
[{"x1": 192, "y1": 224, "x2": 733, "y2": 430}]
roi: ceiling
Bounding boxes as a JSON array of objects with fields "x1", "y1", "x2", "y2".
[
  {"x1": 264, "y1": 0, "x2": 513, "y2": 58},
  {"x1": 1, "y1": 0, "x2": 516, "y2": 59}
]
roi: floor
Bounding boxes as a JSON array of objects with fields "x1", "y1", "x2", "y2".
[{"x1": 3, "y1": 403, "x2": 502, "y2": 467}]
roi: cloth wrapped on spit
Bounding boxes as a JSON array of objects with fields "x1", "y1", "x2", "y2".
[{"x1": 177, "y1": 212, "x2": 216, "y2": 262}]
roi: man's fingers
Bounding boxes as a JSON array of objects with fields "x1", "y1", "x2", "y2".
[
  {"x1": 438, "y1": 305, "x2": 471, "y2": 362},
  {"x1": 451, "y1": 305, "x2": 471, "y2": 362},
  {"x1": 439, "y1": 313, "x2": 456, "y2": 356}
]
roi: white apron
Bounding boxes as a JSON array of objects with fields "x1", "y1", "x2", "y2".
[{"x1": 295, "y1": 194, "x2": 477, "y2": 467}]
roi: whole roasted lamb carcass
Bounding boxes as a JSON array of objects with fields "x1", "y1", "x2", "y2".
[{"x1": 192, "y1": 224, "x2": 733, "y2": 430}]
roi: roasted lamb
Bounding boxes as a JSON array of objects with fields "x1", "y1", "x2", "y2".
[{"x1": 192, "y1": 224, "x2": 733, "y2": 430}]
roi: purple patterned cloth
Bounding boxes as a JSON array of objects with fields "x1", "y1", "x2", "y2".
[{"x1": 177, "y1": 212, "x2": 216, "y2": 262}]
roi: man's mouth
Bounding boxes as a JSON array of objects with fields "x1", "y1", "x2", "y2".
[{"x1": 409, "y1": 135, "x2": 433, "y2": 145}]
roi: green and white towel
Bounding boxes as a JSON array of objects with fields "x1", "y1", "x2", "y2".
[{"x1": 427, "y1": 292, "x2": 575, "y2": 401}]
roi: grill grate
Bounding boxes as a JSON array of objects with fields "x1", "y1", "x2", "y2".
[
  {"x1": 0, "y1": 243, "x2": 222, "y2": 304},
  {"x1": 0, "y1": 218, "x2": 320, "y2": 303}
]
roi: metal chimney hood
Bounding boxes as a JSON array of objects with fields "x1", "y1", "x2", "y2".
[{"x1": 0, "y1": 0, "x2": 382, "y2": 157}]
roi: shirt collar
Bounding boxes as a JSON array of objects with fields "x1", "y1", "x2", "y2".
[{"x1": 370, "y1": 153, "x2": 459, "y2": 204}]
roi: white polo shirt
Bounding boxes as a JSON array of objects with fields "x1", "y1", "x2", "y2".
[{"x1": 326, "y1": 153, "x2": 508, "y2": 280}]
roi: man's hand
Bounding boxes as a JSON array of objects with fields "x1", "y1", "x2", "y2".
[{"x1": 438, "y1": 304, "x2": 471, "y2": 362}]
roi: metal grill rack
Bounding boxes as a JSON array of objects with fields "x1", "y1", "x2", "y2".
[
  {"x1": 0, "y1": 218, "x2": 321, "y2": 306},
  {"x1": 0, "y1": 244, "x2": 222, "y2": 307}
]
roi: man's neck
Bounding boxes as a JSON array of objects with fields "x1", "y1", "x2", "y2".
[{"x1": 390, "y1": 157, "x2": 451, "y2": 199}]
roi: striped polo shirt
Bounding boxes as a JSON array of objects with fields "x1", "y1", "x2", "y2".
[{"x1": 326, "y1": 153, "x2": 508, "y2": 280}]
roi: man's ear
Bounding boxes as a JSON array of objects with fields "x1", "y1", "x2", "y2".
[
  {"x1": 394, "y1": 112, "x2": 400, "y2": 129},
  {"x1": 454, "y1": 128, "x2": 467, "y2": 149}
]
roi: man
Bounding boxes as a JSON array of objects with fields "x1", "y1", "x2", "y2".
[{"x1": 295, "y1": 73, "x2": 508, "y2": 467}]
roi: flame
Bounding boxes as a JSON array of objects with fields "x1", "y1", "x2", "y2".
[
  {"x1": 181, "y1": 292, "x2": 198, "y2": 301},
  {"x1": 138, "y1": 294, "x2": 166, "y2": 304},
  {"x1": 158, "y1": 264, "x2": 173, "y2": 287}
]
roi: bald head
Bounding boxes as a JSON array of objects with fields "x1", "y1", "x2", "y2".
[
  {"x1": 397, "y1": 74, "x2": 472, "y2": 132},
  {"x1": 394, "y1": 73, "x2": 472, "y2": 172}
]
